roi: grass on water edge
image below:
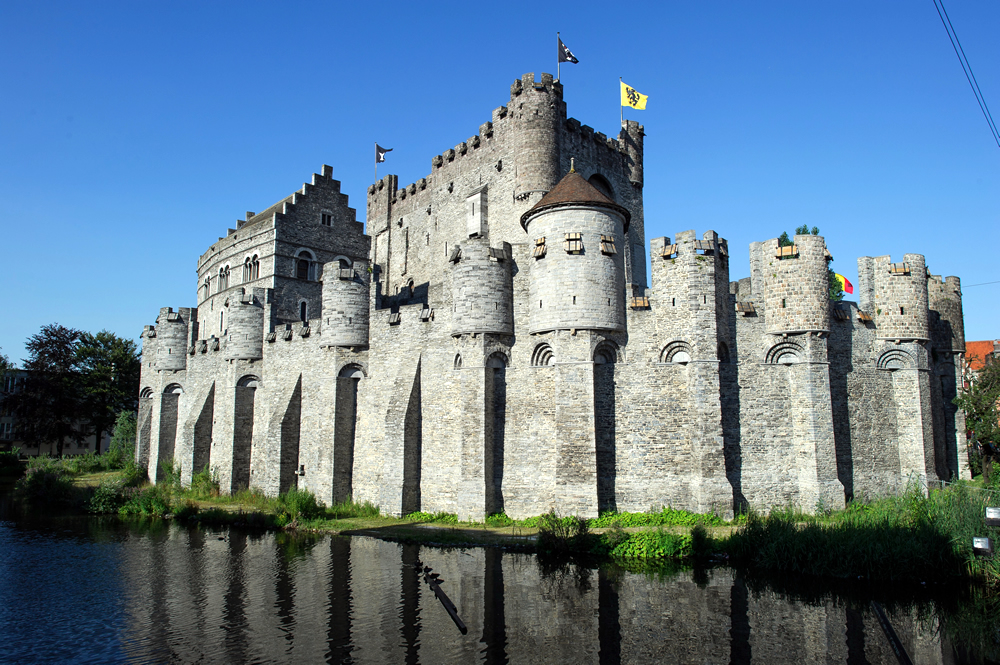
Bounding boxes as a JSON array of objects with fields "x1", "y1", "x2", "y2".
[{"x1": 10, "y1": 453, "x2": 1000, "y2": 589}]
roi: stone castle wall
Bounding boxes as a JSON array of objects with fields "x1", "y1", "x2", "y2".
[{"x1": 136, "y1": 72, "x2": 969, "y2": 519}]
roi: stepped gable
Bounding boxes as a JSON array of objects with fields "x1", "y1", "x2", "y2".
[{"x1": 519, "y1": 170, "x2": 631, "y2": 231}]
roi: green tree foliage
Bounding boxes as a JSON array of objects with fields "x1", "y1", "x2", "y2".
[
  {"x1": 106, "y1": 410, "x2": 138, "y2": 469},
  {"x1": 76, "y1": 331, "x2": 141, "y2": 451},
  {"x1": 778, "y1": 225, "x2": 844, "y2": 301},
  {"x1": 7, "y1": 324, "x2": 140, "y2": 457},
  {"x1": 954, "y1": 355, "x2": 1000, "y2": 484},
  {"x1": 8, "y1": 324, "x2": 84, "y2": 456}
]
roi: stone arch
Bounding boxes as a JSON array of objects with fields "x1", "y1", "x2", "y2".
[
  {"x1": 163, "y1": 383, "x2": 183, "y2": 394},
  {"x1": 485, "y1": 351, "x2": 508, "y2": 369},
  {"x1": 765, "y1": 341, "x2": 804, "y2": 365},
  {"x1": 232, "y1": 375, "x2": 259, "y2": 491},
  {"x1": 593, "y1": 340, "x2": 620, "y2": 364},
  {"x1": 660, "y1": 340, "x2": 693, "y2": 364},
  {"x1": 331, "y1": 254, "x2": 352, "y2": 270},
  {"x1": 337, "y1": 363, "x2": 366, "y2": 378},
  {"x1": 334, "y1": 363, "x2": 364, "y2": 502},
  {"x1": 137, "y1": 387, "x2": 155, "y2": 468},
  {"x1": 454, "y1": 353, "x2": 463, "y2": 370},
  {"x1": 156, "y1": 383, "x2": 184, "y2": 481},
  {"x1": 295, "y1": 248, "x2": 316, "y2": 280},
  {"x1": 877, "y1": 349, "x2": 914, "y2": 371},
  {"x1": 237, "y1": 374, "x2": 260, "y2": 388},
  {"x1": 531, "y1": 343, "x2": 555, "y2": 367},
  {"x1": 140, "y1": 387, "x2": 154, "y2": 399},
  {"x1": 588, "y1": 173, "x2": 615, "y2": 201}
]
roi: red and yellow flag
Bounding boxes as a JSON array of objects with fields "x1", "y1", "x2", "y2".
[{"x1": 834, "y1": 273, "x2": 854, "y2": 295}]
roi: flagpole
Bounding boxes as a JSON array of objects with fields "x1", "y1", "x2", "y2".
[
  {"x1": 556, "y1": 32, "x2": 560, "y2": 80},
  {"x1": 374, "y1": 142, "x2": 377, "y2": 185},
  {"x1": 620, "y1": 77, "x2": 624, "y2": 126}
]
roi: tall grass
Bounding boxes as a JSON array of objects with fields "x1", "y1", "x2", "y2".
[{"x1": 727, "y1": 482, "x2": 1000, "y2": 585}]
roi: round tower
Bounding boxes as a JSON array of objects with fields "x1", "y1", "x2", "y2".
[
  {"x1": 869, "y1": 254, "x2": 929, "y2": 341},
  {"x1": 225, "y1": 293, "x2": 264, "y2": 360},
  {"x1": 764, "y1": 235, "x2": 831, "y2": 334},
  {"x1": 928, "y1": 274, "x2": 964, "y2": 352},
  {"x1": 521, "y1": 171, "x2": 629, "y2": 334},
  {"x1": 451, "y1": 238, "x2": 513, "y2": 336},
  {"x1": 154, "y1": 307, "x2": 189, "y2": 371},
  {"x1": 322, "y1": 259, "x2": 370, "y2": 347},
  {"x1": 512, "y1": 73, "x2": 564, "y2": 206}
]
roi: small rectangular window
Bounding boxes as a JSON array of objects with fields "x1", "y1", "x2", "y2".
[
  {"x1": 564, "y1": 232, "x2": 583, "y2": 254},
  {"x1": 600, "y1": 235, "x2": 617, "y2": 255},
  {"x1": 533, "y1": 237, "x2": 547, "y2": 258},
  {"x1": 321, "y1": 213, "x2": 333, "y2": 226}
]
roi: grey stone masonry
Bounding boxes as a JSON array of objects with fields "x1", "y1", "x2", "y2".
[{"x1": 136, "y1": 72, "x2": 970, "y2": 516}]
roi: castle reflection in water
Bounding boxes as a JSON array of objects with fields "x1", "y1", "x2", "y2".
[{"x1": 110, "y1": 527, "x2": 956, "y2": 664}]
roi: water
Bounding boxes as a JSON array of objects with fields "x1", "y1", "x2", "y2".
[{"x1": 0, "y1": 513, "x2": 995, "y2": 664}]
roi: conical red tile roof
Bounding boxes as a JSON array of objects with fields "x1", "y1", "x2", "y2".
[{"x1": 520, "y1": 171, "x2": 631, "y2": 231}]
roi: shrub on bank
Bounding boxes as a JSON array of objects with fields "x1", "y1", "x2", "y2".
[
  {"x1": 0, "y1": 447, "x2": 22, "y2": 474},
  {"x1": 14, "y1": 466, "x2": 74, "y2": 507}
]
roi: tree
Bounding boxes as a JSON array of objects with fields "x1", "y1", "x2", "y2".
[
  {"x1": 76, "y1": 331, "x2": 141, "y2": 453},
  {"x1": 954, "y1": 355, "x2": 1000, "y2": 484},
  {"x1": 777, "y1": 225, "x2": 844, "y2": 301},
  {"x1": 8, "y1": 324, "x2": 85, "y2": 457}
]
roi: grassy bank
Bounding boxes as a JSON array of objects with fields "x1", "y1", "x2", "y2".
[{"x1": 8, "y1": 454, "x2": 1000, "y2": 589}]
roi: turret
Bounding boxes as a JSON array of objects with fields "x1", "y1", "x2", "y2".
[
  {"x1": 620, "y1": 120, "x2": 644, "y2": 187},
  {"x1": 321, "y1": 259, "x2": 370, "y2": 347},
  {"x1": 857, "y1": 254, "x2": 929, "y2": 341},
  {"x1": 225, "y1": 290, "x2": 265, "y2": 360},
  {"x1": 650, "y1": 230, "x2": 730, "y2": 359},
  {"x1": 521, "y1": 170, "x2": 629, "y2": 334},
  {"x1": 512, "y1": 73, "x2": 564, "y2": 206},
  {"x1": 153, "y1": 307, "x2": 192, "y2": 371},
  {"x1": 450, "y1": 238, "x2": 513, "y2": 336},
  {"x1": 758, "y1": 235, "x2": 831, "y2": 335},
  {"x1": 928, "y1": 274, "x2": 965, "y2": 352}
]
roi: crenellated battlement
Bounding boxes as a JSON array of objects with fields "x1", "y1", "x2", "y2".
[
  {"x1": 752, "y1": 234, "x2": 832, "y2": 335},
  {"x1": 858, "y1": 254, "x2": 930, "y2": 341}
]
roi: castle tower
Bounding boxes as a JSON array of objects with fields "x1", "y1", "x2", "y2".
[
  {"x1": 450, "y1": 238, "x2": 513, "y2": 336},
  {"x1": 512, "y1": 73, "x2": 564, "y2": 207},
  {"x1": 927, "y1": 274, "x2": 965, "y2": 352},
  {"x1": 521, "y1": 170, "x2": 629, "y2": 334},
  {"x1": 647, "y1": 230, "x2": 733, "y2": 513},
  {"x1": 857, "y1": 253, "x2": 937, "y2": 489},
  {"x1": 857, "y1": 254, "x2": 929, "y2": 341},
  {"x1": 620, "y1": 119, "x2": 644, "y2": 187},
  {"x1": 154, "y1": 307, "x2": 192, "y2": 371},
  {"x1": 224, "y1": 290, "x2": 265, "y2": 360},
  {"x1": 761, "y1": 234, "x2": 832, "y2": 335},
  {"x1": 321, "y1": 259, "x2": 370, "y2": 347}
]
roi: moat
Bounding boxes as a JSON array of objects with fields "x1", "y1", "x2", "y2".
[{"x1": 1, "y1": 506, "x2": 996, "y2": 664}]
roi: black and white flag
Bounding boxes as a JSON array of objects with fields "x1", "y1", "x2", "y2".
[
  {"x1": 558, "y1": 37, "x2": 579, "y2": 64},
  {"x1": 375, "y1": 143, "x2": 393, "y2": 163}
]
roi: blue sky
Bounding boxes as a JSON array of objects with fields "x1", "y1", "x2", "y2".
[{"x1": 1, "y1": 1, "x2": 997, "y2": 364}]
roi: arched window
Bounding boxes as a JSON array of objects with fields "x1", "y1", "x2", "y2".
[
  {"x1": 202, "y1": 278, "x2": 210, "y2": 300},
  {"x1": 593, "y1": 342, "x2": 618, "y2": 365},
  {"x1": 251, "y1": 254, "x2": 260, "y2": 279},
  {"x1": 218, "y1": 265, "x2": 230, "y2": 292},
  {"x1": 243, "y1": 257, "x2": 252, "y2": 282},
  {"x1": 300, "y1": 301, "x2": 308, "y2": 322},
  {"x1": 295, "y1": 250, "x2": 315, "y2": 280}
]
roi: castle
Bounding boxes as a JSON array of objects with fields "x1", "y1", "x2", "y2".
[{"x1": 136, "y1": 72, "x2": 969, "y2": 519}]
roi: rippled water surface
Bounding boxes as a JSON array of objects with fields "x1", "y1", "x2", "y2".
[{"x1": 0, "y1": 513, "x2": 993, "y2": 664}]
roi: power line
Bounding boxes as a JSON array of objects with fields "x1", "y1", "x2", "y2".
[
  {"x1": 963, "y1": 279, "x2": 1000, "y2": 288},
  {"x1": 932, "y1": 0, "x2": 1000, "y2": 148}
]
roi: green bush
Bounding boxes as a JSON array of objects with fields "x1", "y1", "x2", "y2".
[
  {"x1": 589, "y1": 506, "x2": 724, "y2": 528},
  {"x1": 88, "y1": 477, "x2": 129, "y2": 514},
  {"x1": 608, "y1": 528, "x2": 693, "y2": 559},
  {"x1": 186, "y1": 467, "x2": 220, "y2": 500},
  {"x1": 276, "y1": 488, "x2": 324, "y2": 522},
  {"x1": 0, "y1": 447, "x2": 22, "y2": 474},
  {"x1": 327, "y1": 499, "x2": 381, "y2": 519},
  {"x1": 119, "y1": 485, "x2": 172, "y2": 516},
  {"x1": 537, "y1": 511, "x2": 590, "y2": 556},
  {"x1": 173, "y1": 500, "x2": 200, "y2": 520},
  {"x1": 405, "y1": 511, "x2": 458, "y2": 524},
  {"x1": 105, "y1": 411, "x2": 137, "y2": 470},
  {"x1": 486, "y1": 512, "x2": 514, "y2": 527},
  {"x1": 14, "y1": 466, "x2": 74, "y2": 507}
]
